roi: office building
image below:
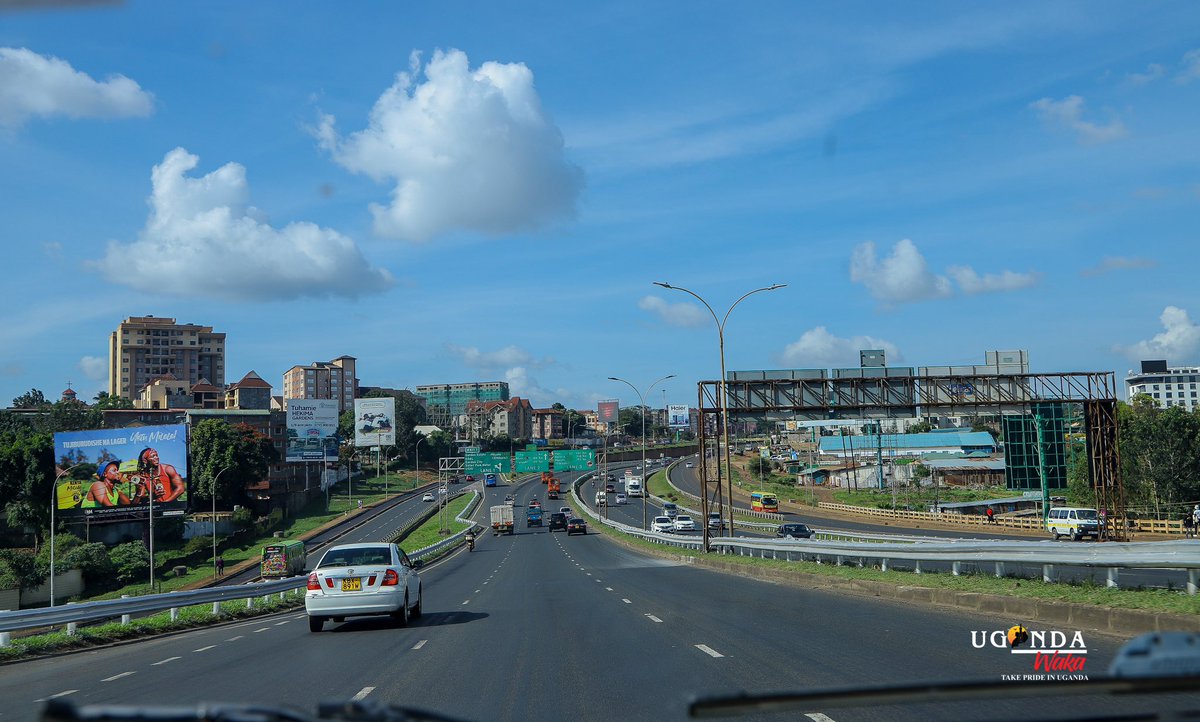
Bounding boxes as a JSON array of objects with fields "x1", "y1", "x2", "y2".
[
  {"x1": 1126, "y1": 360, "x2": 1200, "y2": 410},
  {"x1": 415, "y1": 381, "x2": 509, "y2": 428},
  {"x1": 282, "y1": 356, "x2": 358, "y2": 413},
  {"x1": 108, "y1": 316, "x2": 225, "y2": 400}
]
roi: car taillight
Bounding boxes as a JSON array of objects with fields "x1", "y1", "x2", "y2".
[
  {"x1": 381, "y1": 569, "x2": 400, "y2": 586},
  {"x1": 306, "y1": 573, "x2": 320, "y2": 591}
]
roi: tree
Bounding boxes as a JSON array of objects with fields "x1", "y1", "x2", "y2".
[
  {"x1": 562, "y1": 408, "x2": 588, "y2": 438},
  {"x1": 189, "y1": 419, "x2": 278, "y2": 506},
  {"x1": 12, "y1": 389, "x2": 47, "y2": 409},
  {"x1": 908, "y1": 420, "x2": 933, "y2": 434},
  {"x1": 618, "y1": 406, "x2": 647, "y2": 439},
  {"x1": 93, "y1": 392, "x2": 134, "y2": 410},
  {"x1": 0, "y1": 432, "x2": 56, "y2": 542}
]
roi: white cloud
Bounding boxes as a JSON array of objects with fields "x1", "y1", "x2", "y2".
[
  {"x1": 946, "y1": 266, "x2": 1038, "y2": 294},
  {"x1": 77, "y1": 355, "x2": 106, "y2": 380},
  {"x1": 1080, "y1": 256, "x2": 1157, "y2": 277},
  {"x1": 446, "y1": 343, "x2": 550, "y2": 369},
  {"x1": 0, "y1": 47, "x2": 153, "y2": 129},
  {"x1": 780, "y1": 327, "x2": 901, "y2": 368},
  {"x1": 93, "y1": 148, "x2": 393, "y2": 301},
  {"x1": 1125, "y1": 63, "x2": 1165, "y2": 85},
  {"x1": 1180, "y1": 49, "x2": 1200, "y2": 83},
  {"x1": 1118, "y1": 306, "x2": 1200, "y2": 362},
  {"x1": 1029, "y1": 95, "x2": 1127, "y2": 144},
  {"x1": 849, "y1": 239, "x2": 952, "y2": 305},
  {"x1": 317, "y1": 48, "x2": 583, "y2": 241},
  {"x1": 638, "y1": 295, "x2": 709, "y2": 327},
  {"x1": 503, "y1": 366, "x2": 569, "y2": 407}
]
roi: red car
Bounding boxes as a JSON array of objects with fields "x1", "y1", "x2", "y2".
[{"x1": 465, "y1": 475, "x2": 474, "y2": 483}]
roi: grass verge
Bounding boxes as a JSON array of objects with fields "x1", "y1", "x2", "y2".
[
  {"x1": 1, "y1": 591, "x2": 304, "y2": 663},
  {"x1": 399, "y1": 495, "x2": 475, "y2": 553}
]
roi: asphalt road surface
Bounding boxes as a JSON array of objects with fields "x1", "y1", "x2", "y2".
[{"x1": 4, "y1": 471, "x2": 1197, "y2": 722}]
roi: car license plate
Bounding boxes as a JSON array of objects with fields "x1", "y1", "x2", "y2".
[{"x1": 341, "y1": 577, "x2": 362, "y2": 592}]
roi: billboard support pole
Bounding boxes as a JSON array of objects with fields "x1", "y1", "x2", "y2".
[{"x1": 148, "y1": 489, "x2": 155, "y2": 592}]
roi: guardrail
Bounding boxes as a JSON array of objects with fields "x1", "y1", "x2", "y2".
[
  {"x1": 0, "y1": 488, "x2": 489, "y2": 647},
  {"x1": 816, "y1": 502, "x2": 1191, "y2": 537},
  {"x1": 569, "y1": 474, "x2": 1200, "y2": 595}
]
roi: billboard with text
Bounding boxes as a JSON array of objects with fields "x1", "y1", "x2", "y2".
[
  {"x1": 286, "y1": 399, "x2": 340, "y2": 461},
  {"x1": 597, "y1": 400, "x2": 619, "y2": 424},
  {"x1": 667, "y1": 404, "x2": 690, "y2": 428},
  {"x1": 354, "y1": 397, "x2": 396, "y2": 447},
  {"x1": 53, "y1": 424, "x2": 189, "y2": 519}
]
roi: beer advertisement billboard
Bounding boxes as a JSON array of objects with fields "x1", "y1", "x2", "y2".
[{"x1": 53, "y1": 424, "x2": 189, "y2": 519}]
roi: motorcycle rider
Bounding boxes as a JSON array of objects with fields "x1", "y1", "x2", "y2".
[{"x1": 465, "y1": 530, "x2": 476, "y2": 551}]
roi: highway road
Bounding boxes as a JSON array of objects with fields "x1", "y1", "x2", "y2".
[{"x1": 4, "y1": 473, "x2": 1196, "y2": 722}]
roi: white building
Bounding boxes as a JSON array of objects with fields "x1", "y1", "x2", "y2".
[{"x1": 1126, "y1": 360, "x2": 1200, "y2": 410}]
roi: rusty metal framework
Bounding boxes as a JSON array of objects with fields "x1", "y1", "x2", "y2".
[{"x1": 697, "y1": 371, "x2": 1128, "y2": 547}]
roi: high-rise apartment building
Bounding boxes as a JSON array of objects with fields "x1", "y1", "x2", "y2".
[
  {"x1": 108, "y1": 316, "x2": 225, "y2": 400},
  {"x1": 282, "y1": 356, "x2": 358, "y2": 413},
  {"x1": 1126, "y1": 359, "x2": 1200, "y2": 410},
  {"x1": 415, "y1": 381, "x2": 509, "y2": 428}
]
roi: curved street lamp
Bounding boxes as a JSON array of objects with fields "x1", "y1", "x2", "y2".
[
  {"x1": 49, "y1": 462, "x2": 86, "y2": 608},
  {"x1": 652, "y1": 281, "x2": 785, "y2": 542},
  {"x1": 609, "y1": 374, "x2": 676, "y2": 530},
  {"x1": 208, "y1": 466, "x2": 231, "y2": 579}
]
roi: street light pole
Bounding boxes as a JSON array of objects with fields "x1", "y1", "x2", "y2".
[
  {"x1": 609, "y1": 374, "x2": 676, "y2": 530},
  {"x1": 415, "y1": 435, "x2": 427, "y2": 491},
  {"x1": 652, "y1": 281, "x2": 785, "y2": 542},
  {"x1": 209, "y1": 467, "x2": 231, "y2": 579},
  {"x1": 49, "y1": 463, "x2": 85, "y2": 608}
]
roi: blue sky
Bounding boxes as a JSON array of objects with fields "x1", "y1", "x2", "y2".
[{"x1": 2, "y1": 1, "x2": 1198, "y2": 412}]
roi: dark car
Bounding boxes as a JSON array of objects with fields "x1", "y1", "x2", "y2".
[
  {"x1": 605, "y1": 483, "x2": 615, "y2": 493},
  {"x1": 465, "y1": 475, "x2": 474, "y2": 483},
  {"x1": 548, "y1": 512, "x2": 568, "y2": 532},
  {"x1": 776, "y1": 523, "x2": 813, "y2": 539},
  {"x1": 566, "y1": 518, "x2": 587, "y2": 535}
]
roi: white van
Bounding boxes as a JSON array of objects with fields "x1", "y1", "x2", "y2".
[
  {"x1": 1047, "y1": 507, "x2": 1100, "y2": 541},
  {"x1": 595, "y1": 491, "x2": 607, "y2": 506},
  {"x1": 626, "y1": 476, "x2": 643, "y2": 497}
]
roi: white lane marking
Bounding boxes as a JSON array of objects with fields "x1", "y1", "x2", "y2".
[
  {"x1": 646, "y1": 614, "x2": 663, "y2": 623},
  {"x1": 475, "y1": 589, "x2": 481, "y2": 593},
  {"x1": 253, "y1": 627, "x2": 270, "y2": 633},
  {"x1": 151, "y1": 656, "x2": 181, "y2": 666},
  {"x1": 226, "y1": 635, "x2": 244, "y2": 641},
  {"x1": 36, "y1": 690, "x2": 78, "y2": 702},
  {"x1": 605, "y1": 587, "x2": 613, "y2": 591},
  {"x1": 274, "y1": 620, "x2": 289, "y2": 626},
  {"x1": 805, "y1": 714, "x2": 837, "y2": 722},
  {"x1": 412, "y1": 640, "x2": 427, "y2": 650},
  {"x1": 595, "y1": 579, "x2": 602, "y2": 583},
  {"x1": 696, "y1": 644, "x2": 724, "y2": 658},
  {"x1": 461, "y1": 600, "x2": 470, "y2": 605},
  {"x1": 101, "y1": 672, "x2": 135, "y2": 682},
  {"x1": 351, "y1": 687, "x2": 375, "y2": 701},
  {"x1": 622, "y1": 599, "x2": 632, "y2": 604},
  {"x1": 193, "y1": 645, "x2": 216, "y2": 652},
  {"x1": 585, "y1": 572, "x2": 592, "y2": 576}
]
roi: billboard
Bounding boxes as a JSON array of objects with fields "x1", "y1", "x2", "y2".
[
  {"x1": 667, "y1": 404, "x2": 690, "y2": 428},
  {"x1": 354, "y1": 397, "x2": 396, "y2": 447},
  {"x1": 597, "y1": 400, "x2": 619, "y2": 424},
  {"x1": 286, "y1": 399, "x2": 340, "y2": 461},
  {"x1": 465, "y1": 452, "x2": 509, "y2": 474},
  {"x1": 554, "y1": 449, "x2": 596, "y2": 471},
  {"x1": 53, "y1": 424, "x2": 189, "y2": 519}
]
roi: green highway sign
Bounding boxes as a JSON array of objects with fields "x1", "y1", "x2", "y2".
[
  {"x1": 464, "y1": 452, "x2": 509, "y2": 474},
  {"x1": 553, "y1": 449, "x2": 596, "y2": 471},
  {"x1": 515, "y1": 451, "x2": 550, "y2": 473}
]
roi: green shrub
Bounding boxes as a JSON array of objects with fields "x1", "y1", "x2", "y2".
[
  {"x1": 183, "y1": 535, "x2": 221, "y2": 556},
  {"x1": 232, "y1": 506, "x2": 253, "y2": 532},
  {"x1": 0, "y1": 548, "x2": 43, "y2": 591},
  {"x1": 109, "y1": 542, "x2": 150, "y2": 583},
  {"x1": 62, "y1": 543, "x2": 115, "y2": 585}
]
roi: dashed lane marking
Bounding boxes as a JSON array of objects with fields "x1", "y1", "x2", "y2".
[
  {"x1": 151, "y1": 656, "x2": 181, "y2": 666},
  {"x1": 805, "y1": 714, "x2": 837, "y2": 721},
  {"x1": 226, "y1": 635, "x2": 244, "y2": 642},
  {"x1": 351, "y1": 687, "x2": 375, "y2": 701},
  {"x1": 412, "y1": 640, "x2": 427, "y2": 650},
  {"x1": 253, "y1": 627, "x2": 270, "y2": 633},
  {"x1": 696, "y1": 644, "x2": 724, "y2": 658},
  {"x1": 646, "y1": 614, "x2": 663, "y2": 623},
  {"x1": 36, "y1": 690, "x2": 78, "y2": 702},
  {"x1": 461, "y1": 600, "x2": 470, "y2": 605},
  {"x1": 605, "y1": 587, "x2": 613, "y2": 591},
  {"x1": 274, "y1": 620, "x2": 289, "y2": 626},
  {"x1": 193, "y1": 645, "x2": 216, "y2": 652},
  {"x1": 101, "y1": 672, "x2": 135, "y2": 682},
  {"x1": 622, "y1": 599, "x2": 632, "y2": 604}
]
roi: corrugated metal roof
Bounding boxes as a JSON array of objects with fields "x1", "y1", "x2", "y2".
[
  {"x1": 818, "y1": 431, "x2": 996, "y2": 452},
  {"x1": 923, "y1": 458, "x2": 1006, "y2": 471}
]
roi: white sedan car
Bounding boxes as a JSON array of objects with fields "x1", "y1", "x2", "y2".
[
  {"x1": 305, "y1": 543, "x2": 422, "y2": 632},
  {"x1": 614, "y1": 493, "x2": 627, "y2": 505},
  {"x1": 652, "y1": 516, "x2": 675, "y2": 534},
  {"x1": 673, "y1": 515, "x2": 697, "y2": 532},
  {"x1": 421, "y1": 492, "x2": 435, "y2": 502}
]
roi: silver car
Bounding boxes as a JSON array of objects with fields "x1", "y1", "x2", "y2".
[{"x1": 305, "y1": 543, "x2": 423, "y2": 632}]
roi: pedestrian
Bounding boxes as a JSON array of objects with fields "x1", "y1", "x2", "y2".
[
  {"x1": 1184, "y1": 513, "x2": 1196, "y2": 539},
  {"x1": 215, "y1": 556, "x2": 225, "y2": 576},
  {"x1": 357, "y1": 499, "x2": 363, "y2": 510},
  {"x1": 1193, "y1": 504, "x2": 1200, "y2": 527},
  {"x1": 985, "y1": 506, "x2": 994, "y2": 524}
]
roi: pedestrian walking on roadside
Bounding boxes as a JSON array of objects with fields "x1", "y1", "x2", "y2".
[
  {"x1": 1185, "y1": 514, "x2": 1196, "y2": 539},
  {"x1": 985, "y1": 506, "x2": 995, "y2": 524},
  {"x1": 1193, "y1": 504, "x2": 1200, "y2": 527},
  {"x1": 215, "y1": 556, "x2": 225, "y2": 576}
]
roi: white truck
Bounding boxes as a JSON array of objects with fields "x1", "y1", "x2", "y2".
[
  {"x1": 626, "y1": 476, "x2": 643, "y2": 497},
  {"x1": 490, "y1": 504, "x2": 515, "y2": 535}
]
